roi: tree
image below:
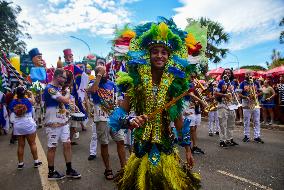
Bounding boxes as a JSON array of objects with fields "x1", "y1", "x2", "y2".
[
  {"x1": 267, "y1": 49, "x2": 284, "y2": 69},
  {"x1": 188, "y1": 17, "x2": 230, "y2": 64},
  {"x1": 280, "y1": 17, "x2": 284, "y2": 44},
  {"x1": 240, "y1": 65, "x2": 266, "y2": 71},
  {"x1": 0, "y1": 1, "x2": 31, "y2": 54}
]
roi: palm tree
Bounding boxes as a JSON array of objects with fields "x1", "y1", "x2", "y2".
[
  {"x1": 194, "y1": 17, "x2": 230, "y2": 64},
  {"x1": 280, "y1": 17, "x2": 284, "y2": 44}
]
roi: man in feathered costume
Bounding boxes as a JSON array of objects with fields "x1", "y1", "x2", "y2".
[{"x1": 108, "y1": 20, "x2": 202, "y2": 190}]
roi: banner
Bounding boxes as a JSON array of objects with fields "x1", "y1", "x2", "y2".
[{"x1": 20, "y1": 54, "x2": 34, "y2": 75}]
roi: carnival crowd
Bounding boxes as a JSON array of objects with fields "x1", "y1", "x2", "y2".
[{"x1": 0, "y1": 20, "x2": 284, "y2": 190}]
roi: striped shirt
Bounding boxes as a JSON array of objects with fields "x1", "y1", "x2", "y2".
[{"x1": 278, "y1": 83, "x2": 284, "y2": 103}]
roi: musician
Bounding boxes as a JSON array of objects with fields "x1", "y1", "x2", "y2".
[
  {"x1": 43, "y1": 68, "x2": 81, "y2": 180},
  {"x1": 239, "y1": 72, "x2": 264, "y2": 143},
  {"x1": 88, "y1": 65, "x2": 126, "y2": 180},
  {"x1": 185, "y1": 73, "x2": 205, "y2": 154},
  {"x1": 207, "y1": 81, "x2": 220, "y2": 136},
  {"x1": 214, "y1": 68, "x2": 239, "y2": 148}
]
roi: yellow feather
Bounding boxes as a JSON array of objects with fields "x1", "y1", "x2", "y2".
[
  {"x1": 119, "y1": 154, "x2": 141, "y2": 189},
  {"x1": 185, "y1": 33, "x2": 197, "y2": 48},
  {"x1": 137, "y1": 155, "x2": 149, "y2": 190},
  {"x1": 122, "y1": 29, "x2": 136, "y2": 39},
  {"x1": 159, "y1": 22, "x2": 169, "y2": 40}
]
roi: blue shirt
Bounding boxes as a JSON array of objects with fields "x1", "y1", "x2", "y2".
[
  {"x1": 239, "y1": 80, "x2": 260, "y2": 97},
  {"x1": 9, "y1": 98, "x2": 33, "y2": 114},
  {"x1": 91, "y1": 80, "x2": 117, "y2": 105},
  {"x1": 43, "y1": 84, "x2": 62, "y2": 108}
]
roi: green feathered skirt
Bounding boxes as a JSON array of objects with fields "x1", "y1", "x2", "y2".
[{"x1": 117, "y1": 149, "x2": 201, "y2": 190}]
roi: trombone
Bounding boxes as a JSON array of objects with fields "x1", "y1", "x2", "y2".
[
  {"x1": 193, "y1": 79, "x2": 217, "y2": 113},
  {"x1": 249, "y1": 78, "x2": 261, "y2": 109}
]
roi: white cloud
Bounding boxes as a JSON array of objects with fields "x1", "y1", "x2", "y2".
[
  {"x1": 16, "y1": 0, "x2": 132, "y2": 36},
  {"x1": 48, "y1": 0, "x2": 68, "y2": 5},
  {"x1": 173, "y1": 0, "x2": 284, "y2": 50},
  {"x1": 174, "y1": 0, "x2": 283, "y2": 33}
]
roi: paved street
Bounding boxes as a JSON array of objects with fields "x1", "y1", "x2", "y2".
[{"x1": 0, "y1": 121, "x2": 283, "y2": 190}]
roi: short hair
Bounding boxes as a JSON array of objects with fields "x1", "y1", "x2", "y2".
[
  {"x1": 53, "y1": 68, "x2": 66, "y2": 78},
  {"x1": 15, "y1": 86, "x2": 26, "y2": 99}
]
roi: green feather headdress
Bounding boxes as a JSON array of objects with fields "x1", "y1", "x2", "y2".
[{"x1": 139, "y1": 22, "x2": 183, "y2": 53}]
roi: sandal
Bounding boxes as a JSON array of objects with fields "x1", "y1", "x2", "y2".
[
  {"x1": 113, "y1": 169, "x2": 124, "y2": 182},
  {"x1": 104, "y1": 169, "x2": 114, "y2": 180}
]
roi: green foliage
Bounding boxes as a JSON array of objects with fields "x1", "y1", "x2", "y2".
[
  {"x1": 188, "y1": 17, "x2": 230, "y2": 64},
  {"x1": 280, "y1": 17, "x2": 284, "y2": 44},
  {"x1": 240, "y1": 65, "x2": 267, "y2": 71},
  {"x1": 266, "y1": 49, "x2": 284, "y2": 69},
  {"x1": 0, "y1": 1, "x2": 31, "y2": 54}
]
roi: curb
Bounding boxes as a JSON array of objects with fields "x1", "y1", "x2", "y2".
[{"x1": 201, "y1": 117, "x2": 284, "y2": 131}]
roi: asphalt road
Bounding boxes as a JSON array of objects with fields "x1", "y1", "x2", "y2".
[{"x1": 0, "y1": 121, "x2": 283, "y2": 190}]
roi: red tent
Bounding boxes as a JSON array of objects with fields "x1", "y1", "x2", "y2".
[
  {"x1": 265, "y1": 66, "x2": 284, "y2": 75},
  {"x1": 233, "y1": 68, "x2": 255, "y2": 76},
  {"x1": 207, "y1": 67, "x2": 225, "y2": 76}
]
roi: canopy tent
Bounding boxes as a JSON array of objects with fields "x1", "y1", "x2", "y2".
[
  {"x1": 265, "y1": 66, "x2": 284, "y2": 76},
  {"x1": 206, "y1": 67, "x2": 224, "y2": 76},
  {"x1": 233, "y1": 68, "x2": 255, "y2": 76}
]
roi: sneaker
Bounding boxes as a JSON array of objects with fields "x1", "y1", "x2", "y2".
[
  {"x1": 88, "y1": 155, "x2": 96, "y2": 160},
  {"x1": 34, "y1": 161, "x2": 43, "y2": 168},
  {"x1": 242, "y1": 136, "x2": 250, "y2": 142},
  {"x1": 254, "y1": 137, "x2": 264, "y2": 144},
  {"x1": 48, "y1": 170, "x2": 65, "y2": 180},
  {"x1": 71, "y1": 142, "x2": 79, "y2": 146},
  {"x1": 261, "y1": 121, "x2": 268, "y2": 126},
  {"x1": 219, "y1": 141, "x2": 228, "y2": 148},
  {"x1": 209, "y1": 132, "x2": 213, "y2": 137},
  {"x1": 228, "y1": 139, "x2": 239, "y2": 146},
  {"x1": 268, "y1": 121, "x2": 273, "y2": 125},
  {"x1": 74, "y1": 132, "x2": 80, "y2": 139},
  {"x1": 66, "y1": 169, "x2": 81, "y2": 179},
  {"x1": 17, "y1": 163, "x2": 24, "y2": 170},
  {"x1": 192, "y1": 146, "x2": 205, "y2": 154},
  {"x1": 215, "y1": 131, "x2": 219, "y2": 135}
]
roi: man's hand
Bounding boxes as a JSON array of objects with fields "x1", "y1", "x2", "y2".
[
  {"x1": 96, "y1": 65, "x2": 106, "y2": 76},
  {"x1": 129, "y1": 114, "x2": 148, "y2": 129}
]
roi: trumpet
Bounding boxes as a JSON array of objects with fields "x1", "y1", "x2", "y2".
[
  {"x1": 193, "y1": 79, "x2": 217, "y2": 112},
  {"x1": 249, "y1": 78, "x2": 261, "y2": 109}
]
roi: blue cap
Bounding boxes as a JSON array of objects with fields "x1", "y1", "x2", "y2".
[{"x1": 28, "y1": 48, "x2": 42, "y2": 59}]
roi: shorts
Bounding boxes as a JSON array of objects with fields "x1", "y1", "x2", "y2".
[
  {"x1": 187, "y1": 114, "x2": 201, "y2": 127},
  {"x1": 261, "y1": 99, "x2": 275, "y2": 109},
  {"x1": 96, "y1": 121, "x2": 125, "y2": 144},
  {"x1": 46, "y1": 124, "x2": 70, "y2": 148}
]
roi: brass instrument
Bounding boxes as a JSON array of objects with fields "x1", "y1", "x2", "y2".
[
  {"x1": 193, "y1": 79, "x2": 217, "y2": 112},
  {"x1": 249, "y1": 78, "x2": 261, "y2": 109},
  {"x1": 222, "y1": 75, "x2": 241, "y2": 110}
]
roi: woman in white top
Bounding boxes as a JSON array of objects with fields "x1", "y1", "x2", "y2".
[{"x1": 9, "y1": 87, "x2": 42, "y2": 170}]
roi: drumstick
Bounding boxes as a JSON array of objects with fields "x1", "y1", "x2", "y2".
[{"x1": 147, "y1": 90, "x2": 190, "y2": 120}]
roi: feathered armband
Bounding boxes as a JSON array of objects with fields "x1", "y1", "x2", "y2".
[{"x1": 108, "y1": 107, "x2": 133, "y2": 132}]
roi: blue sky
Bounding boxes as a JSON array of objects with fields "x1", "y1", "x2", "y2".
[{"x1": 13, "y1": 0, "x2": 284, "y2": 70}]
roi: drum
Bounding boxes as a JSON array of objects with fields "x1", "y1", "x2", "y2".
[{"x1": 70, "y1": 112, "x2": 86, "y2": 121}]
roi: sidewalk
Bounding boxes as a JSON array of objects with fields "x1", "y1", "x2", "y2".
[{"x1": 201, "y1": 117, "x2": 284, "y2": 131}]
